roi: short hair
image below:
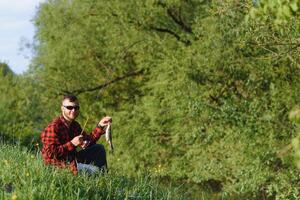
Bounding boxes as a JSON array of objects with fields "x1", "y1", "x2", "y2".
[{"x1": 62, "y1": 94, "x2": 78, "y2": 103}]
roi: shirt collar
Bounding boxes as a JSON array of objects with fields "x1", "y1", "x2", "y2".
[{"x1": 60, "y1": 115, "x2": 72, "y2": 128}]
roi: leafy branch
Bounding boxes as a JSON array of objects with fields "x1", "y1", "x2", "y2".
[
  {"x1": 61, "y1": 69, "x2": 143, "y2": 95},
  {"x1": 149, "y1": 26, "x2": 191, "y2": 45},
  {"x1": 167, "y1": 7, "x2": 192, "y2": 34}
]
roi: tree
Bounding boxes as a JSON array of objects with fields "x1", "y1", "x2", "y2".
[{"x1": 0, "y1": 62, "x2": 43, "y2": 146}]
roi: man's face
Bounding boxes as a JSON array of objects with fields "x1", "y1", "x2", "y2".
[{"x1": 61, "y1": 99, "x2": 80, "y2": 122}]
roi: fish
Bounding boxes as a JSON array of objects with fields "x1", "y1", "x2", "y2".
[{"x1": 105, "y1": 123, "x2": 114, "y2": 152}]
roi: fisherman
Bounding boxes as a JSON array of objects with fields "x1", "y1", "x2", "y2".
[{"x1": 40, "y1": 94, "x2": 112, "y2": 175}]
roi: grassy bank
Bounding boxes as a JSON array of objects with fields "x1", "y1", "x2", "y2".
[{"x1": 0, "y1": 144, "x2": 185, "y2": 200}]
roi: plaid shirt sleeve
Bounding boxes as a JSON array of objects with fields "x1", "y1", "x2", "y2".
[{"x1": 41, "y1": 124, "x2": 76, "y2": 160}]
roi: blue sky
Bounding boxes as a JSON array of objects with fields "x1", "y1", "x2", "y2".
[{"x1": 0, "y1": 0, "x2": 45, "y2": 74}]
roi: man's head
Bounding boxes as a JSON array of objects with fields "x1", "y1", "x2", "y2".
[{"x1": 61, "y1": 94, "x2": 80, "y2": 122}]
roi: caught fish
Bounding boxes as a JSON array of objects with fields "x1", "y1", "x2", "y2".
[{"x1": 105, "y1": 123, "x2": 114, "y2": 152}]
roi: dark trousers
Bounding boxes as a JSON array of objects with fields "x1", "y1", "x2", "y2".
[{"x1": 76, "y1": 144, "x2": 107, "y2": 171}]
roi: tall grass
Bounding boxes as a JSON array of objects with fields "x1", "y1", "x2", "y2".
[{"x1": 0, "y1": 144, "x2": 185, "y2": 200}]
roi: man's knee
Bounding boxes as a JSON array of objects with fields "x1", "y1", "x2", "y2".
[
  {"x1": 89, "y1": 144, "x2": 107, "y2": 169},
  {"x1": 91, "y1": 144, "x2": 106, "y2": 155}
]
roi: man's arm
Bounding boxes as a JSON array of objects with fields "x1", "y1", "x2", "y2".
[
  {"x1": 90, "y1": 126, "x2": 105, "y2": 143},
  {"x1": 80, "y1": 125, "x2": 104, "y2": 145},
  {"x1": 74, "y1": 116, "x2": 111, "y2": 146},
  {"x1": 41, "y1": 126, "x2": 76, "y2": 159}
]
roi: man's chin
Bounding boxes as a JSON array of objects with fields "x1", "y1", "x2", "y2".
[{"x1": 70, "y1": 115, "x2": 78, "y2": 120}]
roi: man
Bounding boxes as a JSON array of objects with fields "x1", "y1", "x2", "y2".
[{"x1": 40, "y1": 94, "x2": 111, "y2": 175}]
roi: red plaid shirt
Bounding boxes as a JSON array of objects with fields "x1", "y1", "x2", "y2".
[{"x1": 40, "y1": 115, "x2": 104, "y2": 174}]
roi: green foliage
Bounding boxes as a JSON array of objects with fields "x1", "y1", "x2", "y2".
[
  {"x1": 249, "y1": 0, "x2": 300, "y2": 24},
  {"x1": 288, "y1": 108, "x2": 300, "y2": 169},
  {"x1": 0, "y1": 63, "x2": 43, "y2": 146}
]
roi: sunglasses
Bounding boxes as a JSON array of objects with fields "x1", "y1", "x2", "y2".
[{"x1": 63, "y1": 105, "x2": 80, "y2": 110}]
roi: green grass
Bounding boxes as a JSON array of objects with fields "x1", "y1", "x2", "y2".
[{"x1": 0, "y1": 144, "x2": 185, "y2": 200}]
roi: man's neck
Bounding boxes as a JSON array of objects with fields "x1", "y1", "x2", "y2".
[{"x1": 62, "y1": 113, "x2": 73, "y2": 127}]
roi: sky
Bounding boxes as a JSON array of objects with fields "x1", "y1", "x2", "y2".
[{"x1": 0, "y1": 0, "x2": 45, "y2": 74}]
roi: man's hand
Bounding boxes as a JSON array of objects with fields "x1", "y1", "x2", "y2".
[
  {"x1": 98, "y1": 116, "x2": 112, "y2": 127},
  {"x1": 81, "y1": 140, "x2": 90, "y2": 149},
  {"x1": 71, "y1": 135, "x2": 83, "y2": 146}
]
